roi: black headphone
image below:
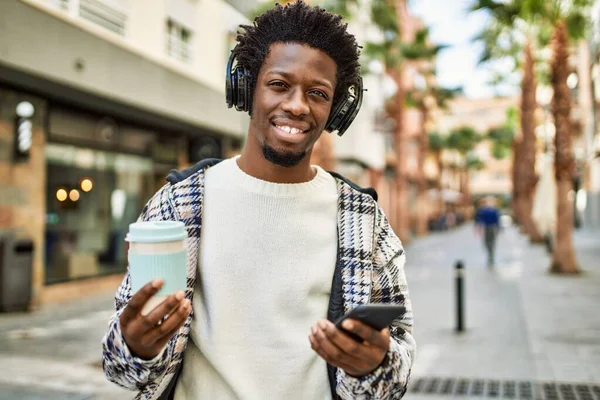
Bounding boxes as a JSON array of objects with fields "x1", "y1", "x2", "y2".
[{"x1": 225, "y1": 49, "x2": 363, "y2": 137}]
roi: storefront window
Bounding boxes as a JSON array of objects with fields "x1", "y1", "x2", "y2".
[{"x1": 45, "y1": 143, "x2": 154, "y2": 284}]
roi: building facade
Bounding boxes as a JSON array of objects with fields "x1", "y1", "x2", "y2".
[
  {"x1": 0, "y1": 0, "x2": 251, "y2": 307},
  {"x1": 433, "y1": 96, "x2": 518, "y2": 211}
]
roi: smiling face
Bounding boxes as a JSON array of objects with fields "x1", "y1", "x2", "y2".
[{"x1": 247, "y1": 42, "x2": 337, "y2": 169}]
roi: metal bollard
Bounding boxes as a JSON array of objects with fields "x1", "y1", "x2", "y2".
[{"x1": 455, "y1": 260, "x2": 465, "y2": 333}]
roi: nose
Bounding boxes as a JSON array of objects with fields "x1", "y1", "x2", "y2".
[{"x1": 281, "y1": 88, "x2": 309, "y2": 117}]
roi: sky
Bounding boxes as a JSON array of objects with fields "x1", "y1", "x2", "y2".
[{"x1": 411, "y1": 0, "x2": 519, "y2": 99}]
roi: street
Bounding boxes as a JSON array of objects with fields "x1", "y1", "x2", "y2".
[{"x1": 0, "y1": 223, "x2": 599, "y2": 399}]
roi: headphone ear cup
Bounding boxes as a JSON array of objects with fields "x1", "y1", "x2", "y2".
[
  {"x1": 235, "y1": 67, "x2": 246, "y2": 111},
  {"x1": 325, "y1": 78, "x2": 363, "y2": 137},
  {"x1": 337, "y1": 90, "x2": 362, "y2": 136},
  {"x1": 226, "y1": 51, "x2": 236, "y2": 109},
  {"x1": 324, "y1": 99, "x2": 348, "y2": 134}
]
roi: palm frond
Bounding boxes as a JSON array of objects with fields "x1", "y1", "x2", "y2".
[{"x1": 428, "y1": 133, "x2": 447, "y2": 151}]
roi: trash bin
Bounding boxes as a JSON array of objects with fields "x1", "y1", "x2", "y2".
[{"x1": 0, "y1": 236, "x2": 34, "y2": 312}]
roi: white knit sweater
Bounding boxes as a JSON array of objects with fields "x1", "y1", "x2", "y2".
[{"x1": 174, "y1": 157, "x2": 338, "y2": 400}]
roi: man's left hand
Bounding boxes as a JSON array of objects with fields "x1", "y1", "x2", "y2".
[{"x1": 309, "y1": 319, "x2": 389, "y2": 377}]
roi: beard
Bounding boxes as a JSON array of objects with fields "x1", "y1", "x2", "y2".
[{"x1": 262, "y1": 142, "x2": 307, "y2": 168}]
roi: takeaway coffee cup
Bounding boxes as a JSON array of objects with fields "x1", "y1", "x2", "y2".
[{"x1": 126, "y1": 221, "x2": 188, "y2": 315}]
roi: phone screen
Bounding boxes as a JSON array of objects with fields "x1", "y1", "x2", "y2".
[{"x1": 334, "y1": 304, "x2": 406, "y2": 342}]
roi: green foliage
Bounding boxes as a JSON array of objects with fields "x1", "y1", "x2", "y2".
[
  {"x1": 401, "y1": 43, "x2": 447, "y2": 60},
  {"x1": 486, "y1": 107, "x2": 518, "y2": 160},
  {"x1": 406, "y1": 82, "x2": 461, "y2": 110},
  {"x1": 429, "y1": 133, "x2": 446, "y2": 152},
  {"x1": 466, "y1": 154, "x2": 486, "y2": 170},
  {"x1": 370, "y1": 0, "x2": 399, "y2": 37},
  {"x1": 447, "y1": 126, "x2": 484, "y2": 155},
  {"x1": 431, "y1": 87, "x2": 463, "y2": 109},
  {"x1": 487, "y1": 126, "x2": 515, "y2": 159},
  {"x1": 492, "y1": 142, "x2": 512, "y2": 159},
  {"x1": 488, "y1": 126, "x2": 515, "y2": 145},
  {"x1": 364, "y1": 2, "x2": 447, "y2": 73},
  {"x1": 470, "y1": 0, "x2": 581, "y2": 95},
  {"x1": 364, "y1": 41, "x2": 399, "y2": 69},
  {"x1": 505, "y1": 106, "x2": 519, "y2": 130},
  {"x1": 565, "y1": 12, "x2": 588, "y2": 39},
  {"x1": 470, "y1": 0, "x2": 521, "y2": 24},
  {"x1": 405, "y1": 92, "x2": 419, "y2": 109}
]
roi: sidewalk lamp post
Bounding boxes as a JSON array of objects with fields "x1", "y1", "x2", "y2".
[{"x1": 455, "y1": 260, "x2": 465, "y2": 333}]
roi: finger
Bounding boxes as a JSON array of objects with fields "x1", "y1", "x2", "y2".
[
  {"x1": 313, "y1": 324, "x2": 361, "y2": 366},
  {"x1": 153, "y1": 304, "x2": 191, "y2": 350},
  {"x1": 144, "y1": 291, "x2": 186, "y2": 326},
  {"x1": 143, "y1": 299, "x2": 191, "y2": 345},
  {"x1": 321, "y1": 320, "x2": 366, "y2": 357},
  {"x1": 342, "y1": 320, "x2": 388, "y2": 349},
  {"x1": 309, "y1": 331, "x2": 356, "y2": 372},
  {"x1": 121, "y1": 279, "x2": 163, "y2": 324}
]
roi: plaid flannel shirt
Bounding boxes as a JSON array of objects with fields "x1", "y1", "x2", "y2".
[{"x1": 101, "y1": 163, "x2": 416, "y2": 399}]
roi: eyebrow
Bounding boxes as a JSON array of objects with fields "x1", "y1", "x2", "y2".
[{"x1": 266, "y1": 70, "x2": 334, "y2": 91}]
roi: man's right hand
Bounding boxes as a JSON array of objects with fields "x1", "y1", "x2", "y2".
[{"x1": 120, "y1": 279, "x2": 192, "y2": 360}]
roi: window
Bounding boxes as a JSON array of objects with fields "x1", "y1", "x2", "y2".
[
  {"x1": 44, "y1": 0, "x2": 128, "y2": 36},
  {"x1": 79, "y1": 0, "x2": 128, "y2": 36},
  {"x1": 167, "y1": 19, "x2": 193, "y2": 63},
  {"x1": 45, "y1": 143, "x2": 154, "y2": 283}
]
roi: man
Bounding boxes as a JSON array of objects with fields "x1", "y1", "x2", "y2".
[
  {"x1": 102, "y1": 2, "x2": 415, "y2": 399},
  {"x1": 475, "y1": 196, "x2": 501, "y2": 267}
]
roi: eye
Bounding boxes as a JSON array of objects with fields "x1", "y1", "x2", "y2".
[
  {"x1": 310, "y1": 90, "x2": 329, "y2": 100},
  {"x1": 269, "y1": 81, "x2": 288, "y2": 89}
]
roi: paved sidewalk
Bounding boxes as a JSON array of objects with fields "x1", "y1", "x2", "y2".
[
  {"x1": 0, "y1": 294, "x2": 132, "y2": 399},
  {"x1": 405, "y1": 223, "x2": 600, "y2": 399},
  {"x1": 0, "y1": 224, "x2": 598, "y2": 399}
]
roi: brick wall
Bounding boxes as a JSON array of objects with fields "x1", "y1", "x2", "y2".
[{"x1": 0, "y1": 88, "x2": 47, "y2": 308}]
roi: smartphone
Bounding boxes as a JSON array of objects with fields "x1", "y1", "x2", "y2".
[{"x1": 334, "y1": 304, "x2": 406, "y2": 342}]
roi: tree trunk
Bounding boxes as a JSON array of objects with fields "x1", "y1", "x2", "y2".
[
  {"x1": 461, "y1": 166, "x2": 470, "y2": 206},
  {"x1": 511, "y1": 137, "x2": 523, "y2": 224},
  {"x1": 550, "y1": 21, "x2": 579, "y2": 274},
  {"x1": 517, "y1": 41, "x2": 544, "y2": 243},
  {"x1": 385, "y1": 0, "x2": 411, "y2": 243},
  {"x1": 435, "y1": 152, "x2": 444, "y2": 213},
  {"x1": 390, "y1": 69, "x2": 410, "y2": 242},
  {"x1": 415, "y1": 104, "x2": 429, "y2": 236}
]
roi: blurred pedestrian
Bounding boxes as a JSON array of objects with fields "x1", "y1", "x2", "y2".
[
  {"x1": 101, "y1": 2, "x2": 415, "y2": 400},
  {"x1": 475, "y1": 196, "x2": 501, "y2": 267}
]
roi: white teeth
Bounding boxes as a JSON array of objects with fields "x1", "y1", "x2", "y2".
[{"x1": 276, "y1": 125, "x2": 302, "y2": 134}]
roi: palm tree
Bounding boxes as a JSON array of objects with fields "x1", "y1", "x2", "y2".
[
  {"x1": 466, "y1": 154, "x2": 487, "y2": 189},
  {"x1": 487, "y1": 108, "x2": 517, "y2": 218},
  {"x1": 471, "y1": 0, "x2": 547, "y2": 243},
  {"x1": 473, "y1": 0, "x2": 590, "y2": 273},
  {"x1": 429, "y1": 132, "x2": 448, "y2": 214},
  {"x1": 535, "y1": 0, "x2": 589, "y2": 273},
  {"x1": 358, "y1": 0, "x2": 410, "y2": 241},
  {"x1": 487, "y1": 125, "x2": 516, "y2": 160},
  {"x1": 401, "y1": 26, "x2": 460, "y2": 236},
  {"x1": 365, "y1": 7, "x2": 445, "y2": 241},
  {"x1": 408, "y1": 82, "x2": 461, "y2": 236},
  {"x1": 548, "y1": 18, "x2": 581, "y2": 273},
  {"x1": 446, "y1": 126, "x2": 484, "y2": 206}
]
